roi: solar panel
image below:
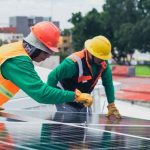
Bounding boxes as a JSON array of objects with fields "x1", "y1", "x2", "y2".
[{"x1": 0, "y1": 110, "x2": 150, "y2": 150}]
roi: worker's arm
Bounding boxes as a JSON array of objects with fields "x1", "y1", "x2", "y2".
[
  {"x1": 47, "y1": 58, "x2": 93, "y2": 107},
  {"x1": 47, "y1": 58, "x2": 78, "y2": 87},
  {"x1": 101, "y1": 62, "x2": 121, "y2": 119},
  {"x1": 101, "y1": 61, "x2": 115, "y2": 104},
  {"x1": 1, "y1": 56, "x2": 75, "y2": 104}
]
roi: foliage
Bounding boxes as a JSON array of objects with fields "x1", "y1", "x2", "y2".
[
  {"x1": 61, "y1": 29, "x2": 71, "y2": 36},
  {"x1": 69, "y1": 9, "x2": 106, "y2": 50},
  {"x1": 67, "y1": 0, "x2": 150, "y2": 65},
  {"x1": 101, "y1": 0, "x2": 141, "y2": 65}
]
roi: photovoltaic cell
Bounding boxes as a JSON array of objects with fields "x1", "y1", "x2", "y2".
[{"x1": 0, "y1": 110, "x2": 149, "y2": 150}]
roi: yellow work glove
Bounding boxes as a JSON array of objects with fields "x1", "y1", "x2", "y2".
[
  {"x1": 74, "y1": 89, "x2": 93, "y2": 107},
  {"x1": 106, "y1": 103, "x2": 121, "y2": 119}
]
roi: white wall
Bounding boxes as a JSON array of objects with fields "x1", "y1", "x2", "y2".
[
  {"x1": 0, "y1": 33, "x2": 23, "y2": 42},
  {"x1": 34, "y1": 55, "x2": 60, "y2": 70}
]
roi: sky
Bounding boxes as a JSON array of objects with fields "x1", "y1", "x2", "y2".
[{"x1": 0, "y1": 0, "x2": 105, "y2": 30}]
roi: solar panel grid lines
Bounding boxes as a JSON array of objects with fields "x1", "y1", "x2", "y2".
[
  {"x1": 37, "y1": 121, "x2": 150, "y2": 141},
  {"x1": 0, "y1": 140, "x2": 36, "y2": 150},
  {"x1": 1, "y1": 123, "x2": 150, "y2": 149},
  {"x1": 0, "y1": 110, "x2": 150, "y2": 149},
  {"x1": 88, "y1": 125, "x2": 150, "y2": 139}
]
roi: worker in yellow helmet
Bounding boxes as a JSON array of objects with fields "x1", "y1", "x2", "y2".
[
  {"x1": 47, "y1": 35, "x2": 121, "y2": 119},
  {"x1": 0, "y1": 21, "x2": 93, "y2": 110}
]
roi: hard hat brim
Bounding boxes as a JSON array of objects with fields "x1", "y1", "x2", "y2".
[
  {"x1": 49, "y1": 47, "x2": 59, "y2": 52},
  {"x1": 24, "y1": 32, "x2": 59, "y2": 54},
  {"x1": 85, "y1": 40, "x2": 112, "y2": 60}
]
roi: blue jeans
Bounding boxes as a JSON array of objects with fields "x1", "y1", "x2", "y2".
[{"x1": 56, "y1": 103, "x2": 92, "y2": 113}]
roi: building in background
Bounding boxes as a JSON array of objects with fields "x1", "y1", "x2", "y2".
[
  {"x1": 0, "y1": 27, "x2": 16, "y2": 33},
  {"x1": 0, "y1": 33, "x2": 23, "y2": 43},
  {"x1": 0, "y1": 16, "x2": 60, "y2": 45},
  {"x1": 9, "y1": 16, "x2": 60, "y2": 37},
  {"x1": 0, "y1": 16, "x2": 71, "y2": 59},
  {"x1": 58, "y1": 35, "x2": 72, "y2": 53},
  {"x1": 0, "y1": 26, "x2": 23, "y2": 44}
]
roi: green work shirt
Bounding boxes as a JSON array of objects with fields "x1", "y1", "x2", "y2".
[
  {"x1": 47, "y1": 58, "x2": 115, "y2": 104},
  {"x1": 1, "y1": 56, "x2": 75, "y2": 104}
]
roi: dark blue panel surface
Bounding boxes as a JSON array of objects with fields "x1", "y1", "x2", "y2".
[{"x1": 0, "y1": 110, "x2": 149, "y2": 150}]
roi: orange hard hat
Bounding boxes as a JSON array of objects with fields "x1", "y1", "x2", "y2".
[{"x1": 31, "y1": 21, "x2": 60, "y2": 53}]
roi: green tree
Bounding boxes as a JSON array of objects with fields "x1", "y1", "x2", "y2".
[
  {"x1": 132, "y1": 16, "x2": 150, "y2": 53},
  {"x1": 61, "y1": 29, "x2": 71, "y2": 36},
  {"x1": 68, "y1": 0, "x2": 150, "y2": 65},
  {"x1": 69, "y1": 9, "x2": 106, "y2": 50},
  {"x1": 103, "y1": 0, "x2": 141, "y2": 65}
]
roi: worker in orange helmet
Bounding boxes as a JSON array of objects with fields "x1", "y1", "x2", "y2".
[
  {"x1": 0, "y1": 21, "x2": 93, "y2": 110},
  {"x1": 47, "y1": 35, "x2": 121, "y2": 119}
]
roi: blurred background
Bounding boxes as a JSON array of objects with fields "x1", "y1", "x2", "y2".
[{"x1": 1, "y1": 0, "x2": 150, "y2": 119}]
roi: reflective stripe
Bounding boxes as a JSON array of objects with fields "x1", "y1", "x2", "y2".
[
  {"x1": 69, "y1": 55, "x2": 83, "y2": 77},
  {"x1": 91, "y1": 61, "x2": 106, "y2": 88},
  {"x1": 0, "y1": 85, "x2": 14, "y2": 98},
  {"x1": 78, "y1": 76, "x2": 91, "y2": 83},
  {"x1": 0, "y1": 41, "x2": 28, "y2": 106},
  {"x1": 57, "y1": 81, "x2": 64, "y2": 90}
]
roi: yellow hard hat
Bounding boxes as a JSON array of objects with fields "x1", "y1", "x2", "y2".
[{"x1": 85, "y1": 35, "x2": 112, "y2": 60}]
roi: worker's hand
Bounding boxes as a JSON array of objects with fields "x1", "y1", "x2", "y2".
[
  {"x1": 75, "y1": 89, "x2": 93, "y2": 107},
  {"x1": 106, "y1": 103, "x2": 121, "y2": 119}
]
